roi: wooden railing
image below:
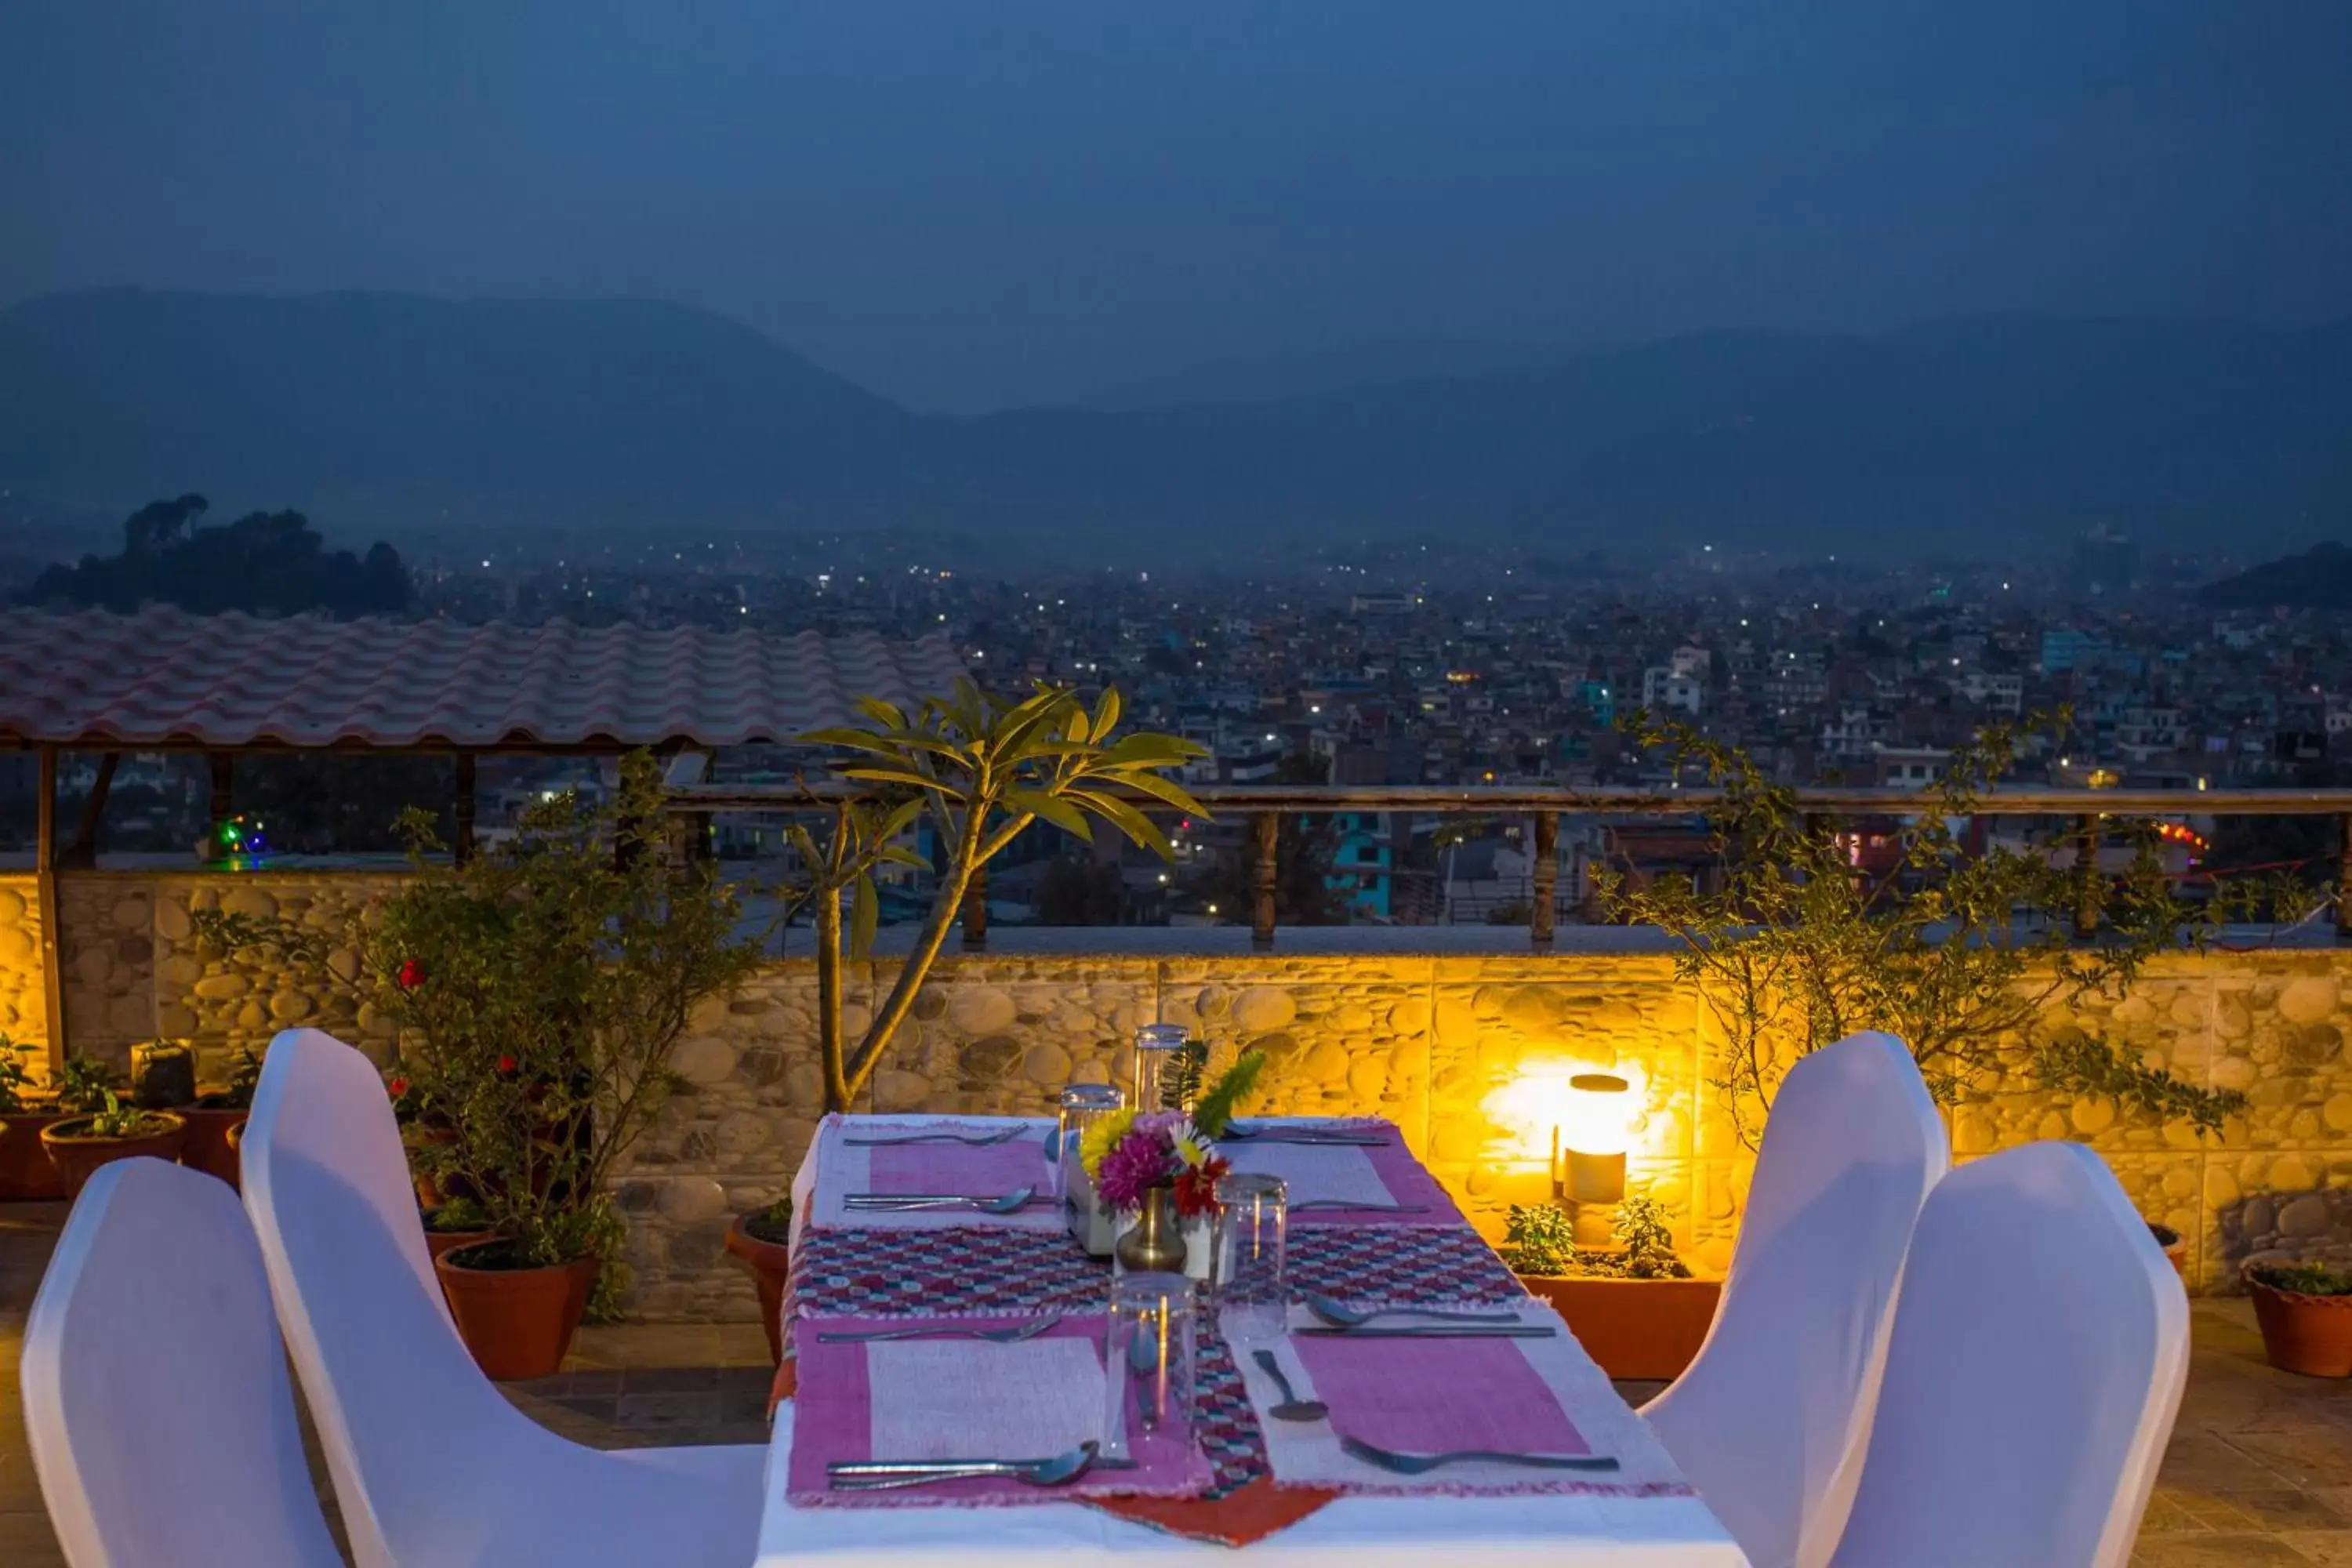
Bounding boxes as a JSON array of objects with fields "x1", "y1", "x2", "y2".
[{"x1": 666, "y1": 779, "x2": 2352, "y2": 951}]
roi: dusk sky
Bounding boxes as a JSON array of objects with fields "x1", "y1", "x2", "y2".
[{"x1": 5, "y1": 1, "x2": 2350, "y2": 412}]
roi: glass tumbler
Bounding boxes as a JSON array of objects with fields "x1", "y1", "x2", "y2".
[
  {"x1": 1053, "y1": 1082, "x2": 1124, "y2": 1201},
  {"x1": 1131, "y1": 1022, "x2": 1195, "y2": 1113},
  {"x1": 1102, "y1": 1271, "x2": 1196, "y2": 1463},
  {"x1": 1214, "y1": 1173, "x2": 1288, "y2": 1341}
]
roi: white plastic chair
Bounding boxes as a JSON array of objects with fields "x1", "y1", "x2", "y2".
[
  {"x1": 241, "y1": 1028, "x2": 764, "y2": 1568},
  {"x1": 1828, "y1": 1141, "x2": 2188, "y2": 1568},
  {"x1": 22, "y1": 1157, "x2": 344, "y2": 1568},
  {"x1": 1643, "y1": 1030, "x2": 1951, "y2": 1568}
]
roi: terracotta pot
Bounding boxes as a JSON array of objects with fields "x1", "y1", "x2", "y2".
[
  {"x1": 435, "y1": 1241, "x2": 599, "y2": 1381},
  {"x1": 2147, "y1": 1221, "x2": 2188, "y2": 1283},
  {"x1": 180, "y1": 1106, "x2": 250, "y2": 1192},
  {"x1": 725, "y1": 1216, "x2": 793, "y2": 1366},
  {"x1": 0, "y1": 1111, "x2": 70, "y2": 1200},
  {"x1": 421, "y1": 1212, "x2": 499, "y2": 1262},
  {"x1": 2248, "y1": 1274, "x2": 2352, "y2": 1377},
  {"x1": 1519, "y1": 1271, "x2": 1723, "y2": 1381},
  {"x1": 41, "y1": 1112, "x2": 188, "y2": 1200}
]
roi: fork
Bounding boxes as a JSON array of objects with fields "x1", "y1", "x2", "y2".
[
  {"x1": 1339, "y1": 1435, "x2": 1619, "y2": 1475},
  {"x1": 815, "y1": 1316, "x2": 1062, "y2": 1345}
]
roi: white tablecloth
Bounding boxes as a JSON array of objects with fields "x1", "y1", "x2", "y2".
[{"x1": 757, "y1": 1114, "x2": 1749, "y2": 1566}]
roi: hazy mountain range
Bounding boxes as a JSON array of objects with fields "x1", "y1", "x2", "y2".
[{"x1": 4, "y1": 288, "x2": 2350, "y2": 556}]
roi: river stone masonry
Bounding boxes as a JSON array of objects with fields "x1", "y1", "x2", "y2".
[{"x1": 14, "y1": 868, "x2": 2352, "y2": 1318}]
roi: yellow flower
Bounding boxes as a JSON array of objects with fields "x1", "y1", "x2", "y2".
[{"x1": 1078, "y1": 1107, "x2": 1137, "y2": 1180}]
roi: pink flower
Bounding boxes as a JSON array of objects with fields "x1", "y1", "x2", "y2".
[{"x1": 1096, "y1": 1127, "x2": 1175, "y2": 1210}]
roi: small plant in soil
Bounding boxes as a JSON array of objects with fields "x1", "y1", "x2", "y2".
[
  {"x1": 1501, "y1": 1195, "x2": 1692, "y2": 1279},
  {"x1": 0, "y1": 1035, "x2": 38, "y2": 1112},
  {"x1": 422, "y1": 1196, "x2": 492, "y2": 1234},
  {"x1": 742, "y1": 1195, "x2": 793, "y2": 1247},
  {"x1": 195, "y1": 1047, "x2": 264, "y2": 1110},
  {"x1": 2250, "y1": 1262, "x2": 2352, "y2": 1297},
  {"x1": 53, "y1": 1054, "x2": 123, "y2": 1115},
  {"x1": 64, "y1": 1090, "x2": 179, "y2": 1141}
]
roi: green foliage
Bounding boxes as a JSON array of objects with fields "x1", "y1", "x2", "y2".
[
  {"x1": 2250, "y1": 1262, "x2": 2352, "y2": 1297},
  {"x1": 1190, "y1": 1051, "x2": 1267, "y2": 1140},
  {"x1": 54, "y1": 1054, "x2": 122, "y2": 1116},
  {"x1": 1500, "y1": 1196, "x2": 1691, "y2": 1279},
  {"x1": 2031, "y1": 1029, "x2": 2245, "y2": 1137},
  {"x1": 0, "y1": 1035, "x2": 34, "y2": 1113},
  {"x1": 1608, "y1": 1195, "x2": 1688, "y2": 1279},
  {"x1": 420, "y1": 1196, "x2": 492, "y2": 1233},
  {"x1": 1501, "y1": 1202, "x2": 1579, "y2": 1276},
  {"x1": 1599, "y1": 712, "x2": 2242, "y2": 1147},
  {"x1": 363, "y1": 753, "x2": 765, "y2": 1267},
  {"x1": 66, "y1": 1090, "x2": 177, "y2": 1141},
  {"x1": 1160, "y1": 1037, "x2": 1210, "y2": 1111},
  {"x1": 21, "y1": 494, "x2": 410, "y2": 618},
  {"x1": 797, "y1": 681, "x2": 1207, "y2": 1111},
  {"x1": 218, "y1": 1046, "x2": 264, "y2": 1110}
]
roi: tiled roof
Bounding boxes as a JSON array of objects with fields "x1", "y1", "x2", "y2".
[{"x1": 0, "y1": 608, "x2": 970, "y2": 750}]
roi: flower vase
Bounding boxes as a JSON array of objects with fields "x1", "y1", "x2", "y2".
[{"x1": 1115, "y1": 1187, "x2": 1189, "y2": 1275}]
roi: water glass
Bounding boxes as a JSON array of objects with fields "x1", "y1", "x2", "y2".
[
  {"x1": 1102, "y1": 1271, "x2": 1196, "y2": 1462},
  {"x1": 1131, "y1": 1022, "x2": 1194, "y2": 1113},
  {"x1": 1053, "y1": 1082, "x2": 1123, "y2": 1202},
  {"x1": 1214, "y1": 1172, "x2": 1288, "y2": 1341}
]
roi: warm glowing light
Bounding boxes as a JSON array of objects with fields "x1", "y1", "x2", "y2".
[{"x1": 1559, "y1": 1073, "x2": 1634, "y2": 1156}]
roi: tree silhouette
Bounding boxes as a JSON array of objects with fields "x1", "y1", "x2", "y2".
[{"x1": 24, "y1": 495, "x2": 410, "y2": 618}]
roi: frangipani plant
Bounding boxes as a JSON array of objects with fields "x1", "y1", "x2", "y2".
[{"x1": 798, "y1": 680, "x2": 1206, "y2": 1112}]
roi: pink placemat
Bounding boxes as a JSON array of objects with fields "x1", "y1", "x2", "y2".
[
  {"x1": 786, "y1": 1312, "x2": 1214, "y2": 1508},
  {"x1": 1230, "y1": 1300, "x2": 1695, "y2": 1497},
  {"x1": 808, "y1": 1118, "x2": 1062, "y2": 1232},
  {"x1": 1221, "y1": 1118, "x2": 1465, "y2": 1229}
]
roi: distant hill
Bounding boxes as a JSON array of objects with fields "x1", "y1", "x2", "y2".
[
  {"x1": 2199, "y1": 543, "x2": 2352, "y2": 610},
  {"x1": 1074, "y1": 339, "x2": 1575, "y2": 412},
  {"x1": 5, "y1": 290, "x2": 2351, "y2": 554}
]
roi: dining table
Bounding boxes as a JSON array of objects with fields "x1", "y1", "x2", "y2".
[{"x1": 753, "y1": 1111, "x2": 1750, "y2": 1566}]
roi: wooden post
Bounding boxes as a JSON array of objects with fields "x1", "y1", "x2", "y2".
[
  {"x1": 2338, "y1": 814, "x2": 2352, "y2": 942},
  {"x1": 61, "y1": 750, "x2": 118, "y2": 869},
  {"x1": 960, "y1": 862, "x2": 989, "y2": 952},
  {"x1": 206, "y1": 752, "x2": 235, "y2": 861},
  {"x1": 452, "y1": 753, "x2": 478, "y2": 867},
  {"x1": 34, "y1": 748, "x2": 66, "y2": 1075},
  {"x1": 1530, "y1": 811, "x2": 1558, "y2": 949},
  {"x1": 2074, "y1": 812, "x2": 2103, "y2": 936},
  {"x1": 1252, "y1": 811, "x2": 1279, "y2": 951}
]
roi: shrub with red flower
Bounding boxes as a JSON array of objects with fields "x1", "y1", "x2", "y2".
[
  {"x1": 496, "y1": 1054, "x2": 518, "y2": 1075},
  {"x1": 397, "y1": 958, "x2": 425, "y2": 990}
]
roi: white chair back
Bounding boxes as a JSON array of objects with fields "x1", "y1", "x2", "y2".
[
  {"x1": 241, "y1": 1026, "x2": 532, "y2": 1568},
  {"x1": 22, "y1": 1157, "x2": 343, "y2": 1568},
  {"x1": 1828, "y1": 1141, "x2": 2188, "y2": 1568},
  {"x1": 1643, "y1": 1030, "x2": 1950, "y2": 1568}
]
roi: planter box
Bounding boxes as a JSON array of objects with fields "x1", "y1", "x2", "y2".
[
  {"x1": 1, "y1": 1112, "x2": 70, "y2": 1200},
  {"x1": 1519, "y1": 1271, "x2": 1723, "y2": 1382},
  {"x1": 2249, "y1": 1276, "x2": 2352, "y2": 1377},
  {"x1": 180, "y1": 1106, "x2": 250, "y2": 1192}
]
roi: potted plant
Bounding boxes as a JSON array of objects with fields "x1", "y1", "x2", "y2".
[
  {"x1": 129, "y1": 1038, "x2": 198, "y2": 1110},
  {"x1": 369, "y1": 753, "x2": 764, "y2": 1380},
  {"x1": 420, "y1": 1195, "x2": 498, "y2": 1261},
  {"x1": 2146, "y1": 1220, "x2": 2188, "y2": 1280},
  {"x1": 41, "y1": 1090, "x2": 188, "y2": 1198},
  {"x1": 1504, "y1": 1195, "x2": 1722, "y2": 1381},
  {"x1": 180, "y1": 1046, "x2": 261, "y2": 1190},
  {"x1": 724, "y1": 1196, "x2": 794, "y2": 1365},
  {"x1": 0, "y1": 1033, "x2": 69, "y2": 1201},
  {"x1": 2245, "y1": 1262, "x2": 2352, "y2": 1377}
]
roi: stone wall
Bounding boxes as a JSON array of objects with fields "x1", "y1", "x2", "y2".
[
  {"x1": 13, "y1": 868, "x2": 2352, "y2": 1319},
  {"x1": 0, "y1": 875, "x2": 47, "y2": 1051}
]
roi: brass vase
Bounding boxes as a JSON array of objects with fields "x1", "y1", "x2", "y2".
[{"x1": 1115, "y1": 1185, "x2": 1189, "y2": 1275}]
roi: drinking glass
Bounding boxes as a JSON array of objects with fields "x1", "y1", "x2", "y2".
[
  {"x1": 1102, "y1": 1271, "x2": 1196, "y2": 1462},
  {"x1": 1053, "y1": 1082, "x2": 1123, "y2": 1202},
  {"x1": 1214, "y1": 1172, "x2": 1288, "y2": 1341},
  {"x1": 1131, "y1": 1022, "x2": 1194, "y2": 1113}
]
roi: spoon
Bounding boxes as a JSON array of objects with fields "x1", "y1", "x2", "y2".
[
  {"x1": 842, "y1": 1185, "x2": 1039, "y2": 1214},
  {"x1": 828, "y1": 1440, "x2": 1100, "y2": 1490},
  {"x1": 1250, "y1": 1348, "x2": 1329, "y2": 1422},
  {"x1": 1301, "y1": 1290, "x2": 1525, "y2": 1329},
  {"x1": 816, "y1": 1316, "x2": 1061, "y2": 1345}
]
